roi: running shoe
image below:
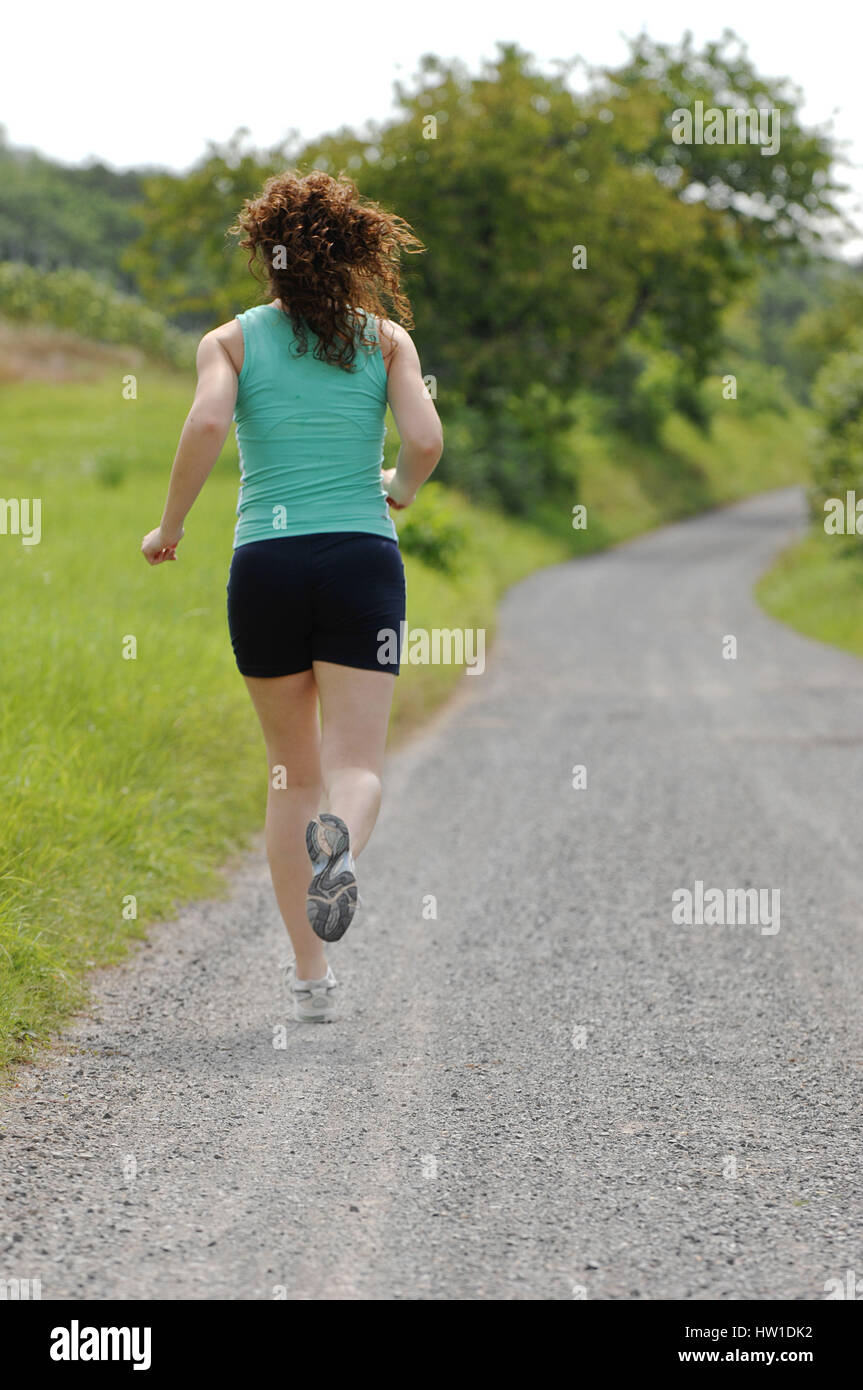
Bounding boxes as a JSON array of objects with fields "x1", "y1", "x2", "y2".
[
  {"x1": 305, "y1": 812, "x2": 359, "y2": 942},
  {"x1": 283, "y1": 960, "x2": 338, "y2": 1023}
]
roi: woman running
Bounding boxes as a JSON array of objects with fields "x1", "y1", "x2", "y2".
[{"x1": 141, "y1": 170, "x2": 443, "y2": 1022}]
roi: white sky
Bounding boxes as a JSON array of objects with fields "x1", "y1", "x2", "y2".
[{"x1": 5, "y1": 1, "x2": 863, "y2": 254}]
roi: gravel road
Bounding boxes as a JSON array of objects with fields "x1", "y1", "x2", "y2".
[{"x1": 2, "y1": 486, "x2": 861, "y2": 1301}]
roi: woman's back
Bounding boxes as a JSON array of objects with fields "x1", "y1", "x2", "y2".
[{"x1": 232, "y1": 303, "x2": 395, "y2": 548}]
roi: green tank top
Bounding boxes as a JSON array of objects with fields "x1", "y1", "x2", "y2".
[{"x1": 232, "y1": 303, "x2": 397, "y2": 548}]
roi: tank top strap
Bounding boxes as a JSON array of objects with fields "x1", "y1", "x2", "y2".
[
  {"x1": 234, "y1": 304, "x2": 274, "y2": 385},
  {"x1": 350, "y1": 305, "x2": 381, "y2": 351}
]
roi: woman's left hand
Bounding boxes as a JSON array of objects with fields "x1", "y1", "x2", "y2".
[
  {"x1": 381, "y1": 467, "x2": 414, "y2": 511},
  {"x1": 141, "y1": 525, "x2": 184, "y2": 565}
]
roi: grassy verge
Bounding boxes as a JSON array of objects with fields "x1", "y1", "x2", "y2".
[
  {"x1": 0, "y1": 344, "x2": 812, "y2": 1070},
  {"x1": 531, "y1": 399, "x2": 814, "y2": 550},
  {"x1": 756, "y1": 530, "x2": 863, "y2": 659}
]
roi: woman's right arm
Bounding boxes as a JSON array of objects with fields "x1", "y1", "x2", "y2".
[{"x1": 381, "y1": 321, "x2": 443, "y2": 508}]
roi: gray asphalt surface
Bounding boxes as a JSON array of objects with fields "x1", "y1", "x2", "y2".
[{"x1": 2, "y1": 486, "x2": 861, "y2": 1301}]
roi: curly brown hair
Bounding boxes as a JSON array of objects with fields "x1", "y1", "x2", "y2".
[{"x1": 229, "y1": 169, "x2": 424, "y2": 370}]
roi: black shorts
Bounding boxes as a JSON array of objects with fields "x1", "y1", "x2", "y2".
[{"x1": 226, "y1": 532, "x2": 406, "y2": 678}]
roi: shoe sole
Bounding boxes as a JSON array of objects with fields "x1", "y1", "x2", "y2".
[
  {"x1": 293, "y1": 1001, "x2": 337, "y2": 1024},
  {"x1": 305, "y1": 813, "x2": 358, "y2": 943}
]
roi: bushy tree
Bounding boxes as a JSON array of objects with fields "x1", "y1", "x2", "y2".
[
  {"x1": 120, "y1": 38, "x2": 847, "y2": 506},
  {"x1": 809, "y1": 329, "x2": 863, "y2": 548}
]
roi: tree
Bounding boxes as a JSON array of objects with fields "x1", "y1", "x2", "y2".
[
  {"x1": 122, "y1": 38, "x2": 846, "y2": 507},
  {"x1": 122, "y1": 130, "x2": 293, "y2": 327}
]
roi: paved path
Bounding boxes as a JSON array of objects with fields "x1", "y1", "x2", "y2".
[{"x1": 2, "y1": 487, "x2": 861, "y2": 1300}]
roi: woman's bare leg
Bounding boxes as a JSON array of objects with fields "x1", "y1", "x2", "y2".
[
  {"x1": 313, "y1": 661, "x2": 396, "y2": 857},
  {"x1": 242, "y1": 668, "x2": 327, "y2": 980}
]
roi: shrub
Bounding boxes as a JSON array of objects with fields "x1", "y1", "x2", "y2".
[
  {"x1": 808, "y1": 328, "x2": 863, "y2": 548},
  {"x1": 596, "y1": 344, "x2": 677, "y2": 444},
  {"x1": 396, "y1": 482, "x2": 469, "y2": 573},
  {"x1": 434, "y1": 384, "x2": 578, "y2": 515},
  {"x1": 732, "y1": 360, "x2": 794, "y2": 419},
  {"x1": 0, "y1": 261, "x2": 196, "y2": 368}
]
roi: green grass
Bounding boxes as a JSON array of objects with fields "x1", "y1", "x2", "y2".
[
  {"x1": 533, "y1": 398, "x2": 814, "y2": 552},
  {"x1": 0, "y1": 345, "x2": 814, "y2": 1071},
  {"x1": 757, "y1": 529, "x2": 863, "y2": 659}
]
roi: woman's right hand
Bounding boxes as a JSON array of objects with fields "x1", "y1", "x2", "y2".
[{"x1": 141, "y1": 524, "x2": 184, "y2": 565}]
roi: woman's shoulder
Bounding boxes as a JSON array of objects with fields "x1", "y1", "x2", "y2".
[
  {"x1": 208, "y1": 317, "x2": 246, "y2": 376},
  {"x1": 374, "y1": 316, "x2": 408, "y2": 374}
]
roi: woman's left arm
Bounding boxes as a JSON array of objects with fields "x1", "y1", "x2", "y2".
[{"x1": 141, "y1": 330, "x2": 239, "y2": 565}]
